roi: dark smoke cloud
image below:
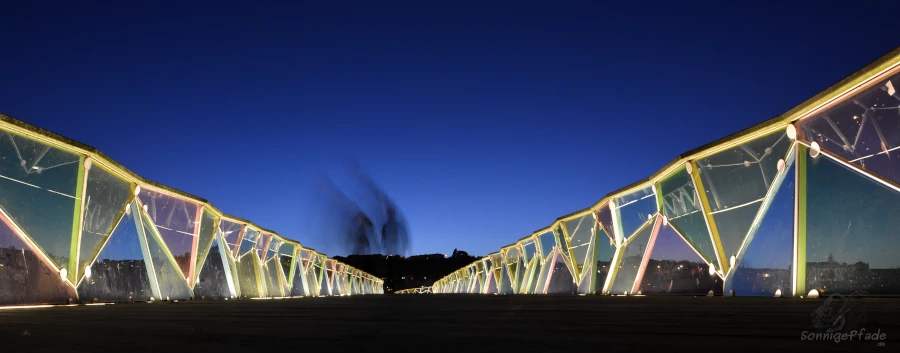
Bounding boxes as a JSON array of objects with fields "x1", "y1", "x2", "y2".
[{"x1": 316, "y1": 160, "x2": 411, "y2": 256}]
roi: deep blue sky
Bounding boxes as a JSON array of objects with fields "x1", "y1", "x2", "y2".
[{"x1": 2, "y1": 1, "x2": 899, "y2": 257}]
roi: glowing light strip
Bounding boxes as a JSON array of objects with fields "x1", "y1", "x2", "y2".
[
  {"x1": 848, "y1": 144, "x2": 900, "y2": 162},
  {"x1": 707, "y1": 198, "x2": 765, "y2": 215}
]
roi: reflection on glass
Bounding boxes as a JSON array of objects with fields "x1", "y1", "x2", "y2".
[
  {"x1": 596, "y1": 203, "x2": 616, "y2": 240},
  {"x1": 256, "y1": 233, "x2": 270, "y2": 259},
  {"x1": 263, "y1": 259, "x2": 283, "y2": 297},
  {"x1": 291, "y1": 261, "x2": 309, "y2": 296},
  {"x1": 615, "y1": 186, "x2": 657, "y2": 240},
  {"x1": 0, "y1": 130, "x2": 81, "y2": 270},
  {"x1": 610, "y1": 223, "x2": 652, "y2": 295},
  {"x1": 78, "y1": 164, "x2": 134, "y2": 281},
  {"x1": 697, "y1": 130, "x2": 791, "y2": 261},
  {"x1": 193, "y1": 210, "x2": 218, "y2": 284},
  {"x1": 547, "y1": 253, "x2": 576, "y2": 294},
  {"x1": 728, "y1": 164, "x2": 794, "y2": 297},
  {"x1": 639, "y1": 225, "x2": 722, "y2": 295},
  {"x1": 806, "y1": 152, "x2": 900, "y2": 295},
  {"x1": 220, "y1": 220, "x2": 243, "y2": 255},
  {"x1": 78, "y1": 208, "x2": 153, "y2": 302},
  {"x1": 0, "y1": 212, "x2": 77, "y2": 305},
  {"x1": 238, "y1": 228, "x2": 259, "y2": 256},
  {"x1": 194, "y1": 237, "x2": 231, "y2": 299},
  {"x1": 537, "y1": 231, "x2": 555, "y2": 259},
  {"x1": 799, "y1": 73, "x2": 900, "y2": 185},
  {"x1": 142, "y1": 213, "x2": 192, "y2": 300},
  {"x1": 659, "y1": 167, "x2": 720, "y2": 270},
  {"x1": 564, "y1": 214, "x2": 594, "y2": 272},
  {"x1": 237, "y1": 255, "x2": 260, "y2": 298}
]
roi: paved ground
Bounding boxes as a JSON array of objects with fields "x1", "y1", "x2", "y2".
[{"x1": 1, "y1": 294, "x2": 898, "y2": 352}]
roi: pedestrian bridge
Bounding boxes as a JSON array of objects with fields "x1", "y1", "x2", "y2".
[{"x1": 433, "y1": 47, "x2": 900, "y2": 299}]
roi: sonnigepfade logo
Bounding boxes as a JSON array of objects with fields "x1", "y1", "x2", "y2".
[{"x1": 799, "y1": 290, "x2": 886, "y2": 346}]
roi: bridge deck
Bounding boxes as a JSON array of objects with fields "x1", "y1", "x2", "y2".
[{"x1": 2, "y1": 295, "x2": 898, "y2": 352}]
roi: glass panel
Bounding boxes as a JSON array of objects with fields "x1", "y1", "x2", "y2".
[
  {"x1": 659, "y1": 167, "x2": 720, "y2": 270},
  {"x1": 806, "y1": 152, "x2": 900, "y2": 295},
  {"x1": 0, "y1": 130, "x2": 81, "y2": 270},
  {"x1": 78, "y1": 206, "x2": 153, "y2": 303},
  {"x1": 697, "y1": 130, "x2": 791, "y2": 260},
  {"x1": 596, "y1": 203, "x2": 616, "y2": 240},
  {"x1": 193, "y1": 209, "x2": 218, "y2": 284},
  {"x1": 639, "y1": 224, "x2": 722, "y2": 295},
  {"x1": 610, "y1": 223, "x2": 652, "y2": 295},
  {"x1": 237, "y1": 255, "x2": 260, "y2": 298},
  {"x1": 256, "y1": 233, "x2": 270, "y2": 259},
  {"x1": 279, "y1": 254, "x2": 293, "y2": 286},
  {"x1": 484, "y1": 273, "x2": 497, "y2": 294},
  {"x1": 1, "y1": 212, "x2": 77, "y2": 305},
  {"x1": 290, "y1": 259, "x2": 308, "y2": 296},
  {"x1": 799, "y1": 73, "x2": 900, "y2": 185},
  {"x1": 137, "y1": 188, "x2": 199, "y2": 234},
  {"x1": 615, "y1": 186, "x2": 657, "y2": 240},
  {"x1": 193, "y1": 237, "x2": 231, "y2": 299},
  {"x1": 537, "y1": 231, "x2": 555, "y2": 258},
  {"x1": 220, "y1": 219, "x2": 243, "y2": 255},
  {"x1": 138, "y1": 189, "x2": 200, "y2": 279},
  {"x1": 522, "y1": 241, "x2": 537, "y2": 263},
  {"x1": 499, "y1": 263, "x2": 513, "y2": 294},
  {"x1": 237, "y1": 228, "x2": 259, "y2": 256},
  {"x1": 319, "y1": 266, "x2": 330, "y2": 296},
  {"x1": 547, "y1": 252, "x2": 576, "y2": 294},
  {"x1": 305, "y1": 265, "x2": 318, "y2": 297},
  {"x1": 595, "y1": 228, "x2": 616, "y2": 293},
  {"x1": 78, "y1": 164, "x2": 134, "y2": 281},
  {"x1": 263, "y1": 259, "x2": 283, "y2": 297},
  {"x1": 728, "y1": 163, "x2": 795, "y2": 297},
  {"x1": 577, "y1": 262, "x2": 593, "y2": 294},
  {"x1": 141, "y1": 214, "x2": 192, "y2": 300},
  {"x1": 564, "y1": 214, "x2": 594, "y2": 269},
  {"x1": 532, "y1": 256, "x2": 551, "y2": 294}
]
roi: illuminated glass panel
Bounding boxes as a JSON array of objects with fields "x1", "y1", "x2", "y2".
[
  {"x1": 220, "y1": 219, "x2": 243, "y2": 255},
  {"x1": 0, "y1": 130, "x2": 81, "y2": 270},
  {"x1": 263, "y1": 259, "x2": 283, "y2": 297},
  {"x1": 696, "y1": 130, "x2": 791, "y2": 261},
  {"x1": 193, "y1": 237, "x2": 231, "y2": 299},
  {"x1": 596, "y1": 203, "x2": 616, "y2": 240},
  {"x1": 564, "y1": 214, "x2": 594, "y2": 271},
  {"x1": 728, "y1": 164, "x2": 794, "y2": 297},
  {"x1": 658, "y1": 167, "x2": 720, "y2": 270},
  {"x1": 78, "y1": 164, "x2": 134, "y2": 281},
  {"x1": 799, "y1": 73, "x2": 900, "y2": 185},
  {"x1": 138, "y1": 188, "x2": 200, "y2": 279},
  {"x1": 0, "y1": 212, "x2": 77, "y2": 305},
  {"x1": 546, "y1": 252, "x2": 576, "y2": 294},
  {"x1": 639, "y1": 225, "x2": 722, "y2": 295},
  {"x1": 537, "y1": 231, "x2": 555, "y2": 259},
  {"x1": 615, "y1": 186, "x2": 657, "y2": 240},
  {"x1": 141, "y1": 213, "x2": 192, "y2": 300},
  {"x1": 193, "y1": 210, "x2": 218, "y2": 284},
  {"x1": 806, "y1": 152, "x2": 900, "y2": 295},
  {"x1": 237, "y1": 255, "x2": 260, "y2": 298},
  {"x1": 237, "y1": 228, "x2": 259, "y2": 256},
  {"x1": 594, "y1": 227, "x2": 616, "y2": 292},
  {"x1": 78, "y1": 205, "x2": 153, "y2": 302},
  {"x1": 610, "y1": 223, "x2": 652, "y2": 295}
]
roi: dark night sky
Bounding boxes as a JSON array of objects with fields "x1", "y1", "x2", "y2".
[{"x1": 1, "y1": 1, "x2": 899, "y2": 257}]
